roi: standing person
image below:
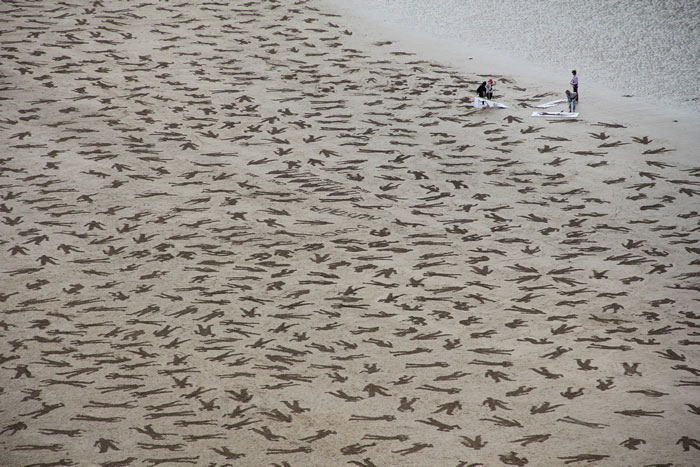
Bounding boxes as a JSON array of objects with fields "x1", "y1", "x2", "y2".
[
  {"x1": 476, "y1": 81, "x2": 487, "y2": 98},
  {"x1": 570, "y1": 70, "x2": 579, "y2": 102},
  {"x1": 485, "y1": 79, "x2": 494, "y2": 100},
  {"x1": 566, "y1": 89, "x2": 577, "y2": 112}
]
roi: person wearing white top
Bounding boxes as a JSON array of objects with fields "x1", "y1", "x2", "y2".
[
  {"x1": 570, "y1": 70, "x2": 579, "y2": 102},
  {"x1": 485, "y1": 79, "x2": 494, "y2": 100},
  {"x1": 566, "y1": 89, "x2": 578, "y2": 112}
]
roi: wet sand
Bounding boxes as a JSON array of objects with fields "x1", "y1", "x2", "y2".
[{"x1": 1, "y1": 1, "x2": 699, "y2": 466}]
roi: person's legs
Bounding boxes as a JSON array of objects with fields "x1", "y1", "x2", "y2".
[{"x1": 573, "y1": 84, "x2": 578, "y2": 101}]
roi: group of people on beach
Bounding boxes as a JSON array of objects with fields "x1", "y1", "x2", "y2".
[
  {"x1": 475, "y1": 70, "x2": 579, "y2": 113},
  {"x1": 476, "y1": 79, "x2": 495, "y2": 100}
]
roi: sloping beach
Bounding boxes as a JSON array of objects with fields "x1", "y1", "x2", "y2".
[
  {"x1": 330, "y1": 0, "x2": 700, "y2": 114},
  {"x1": 1, "y1": 1, "x2": 698, "y2": 466}
]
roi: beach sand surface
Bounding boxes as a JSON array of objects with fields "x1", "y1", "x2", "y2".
[
  {"x1": 0, "y1": 1, "x2": 698, "y2": 466},
  {"x1": 329, "y1": 0, "x2": 700, "y2": 114}
]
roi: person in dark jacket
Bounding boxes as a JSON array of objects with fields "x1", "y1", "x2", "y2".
[{"x1": 476, "y1": 81, "x2": 487, "y2": 98}]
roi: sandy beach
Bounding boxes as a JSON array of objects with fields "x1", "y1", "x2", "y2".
[
  {"x1": 1, "y1": 1, "x2": 699, "y2": 466},
  {"x1": 327, "y1": 0, "x2": 700, "y2": 115}
]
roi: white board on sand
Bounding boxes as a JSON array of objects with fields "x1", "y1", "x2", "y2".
[
  {"x1": 535, "y1": 99, "x2": 566, "y2": 109},
  {"x1": 531, "y1": 111, "x2": 578, "y2": 119},
  {"x1": 474, "y1": 97, "x2": 507, "y2": 109}
]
